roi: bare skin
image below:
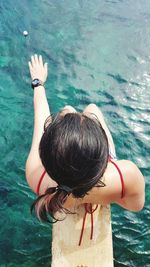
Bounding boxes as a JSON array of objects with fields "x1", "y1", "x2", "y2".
[{"x1": 26, "y1": 55, "x2": 145, "y2": 212}]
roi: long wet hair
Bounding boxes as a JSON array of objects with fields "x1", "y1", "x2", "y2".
[{"x1": 31, "y1": 112, "x2": 109, "y2": 222}]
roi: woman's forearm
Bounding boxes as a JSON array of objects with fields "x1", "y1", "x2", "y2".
[{"x1": 31, "y1": 85, "x2": 50, "y2": 150}]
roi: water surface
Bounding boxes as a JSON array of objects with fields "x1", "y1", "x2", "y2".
[{"x1": 0, "y1": 0, "x2": 150, "y2": 266}]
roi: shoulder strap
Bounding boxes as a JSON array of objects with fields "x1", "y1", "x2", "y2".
[
  {"x1": 36, "y1": 170, "x2": 46, "y2": 195},
  {"x1": 109, "y1": 160, "x2": 125, "y2": 198}
]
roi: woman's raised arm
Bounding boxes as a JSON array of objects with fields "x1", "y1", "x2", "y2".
[{"x1": 26, "y1": 55, "x2": 50, "y2": 178}]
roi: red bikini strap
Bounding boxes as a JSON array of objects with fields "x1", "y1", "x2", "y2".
[
  {"x1": 36, "y1": 170, "x2": 46, "y2": 195},
  {"x1": 110, "y1": 160, "x2": 125, "y2": 198},
  {"x1": 78, "y1": 204, "x2": 98, "y2": 246}
]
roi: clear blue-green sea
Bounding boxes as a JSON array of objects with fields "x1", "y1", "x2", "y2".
[{"x1": 0, "y1": 0, "x2": 150, "y2": 266}]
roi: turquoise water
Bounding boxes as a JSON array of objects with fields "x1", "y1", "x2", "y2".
[{"x1": 0, "y1": 0, "x2": 150, "y2": 266}]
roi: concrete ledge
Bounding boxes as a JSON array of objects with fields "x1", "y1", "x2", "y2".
[{"x1": 51, "y1": 205, "x2": 114, "y2": 267}]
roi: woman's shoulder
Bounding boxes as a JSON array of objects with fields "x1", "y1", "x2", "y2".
[
  {"x1": 26, "y1": 163, "x2": 57, "y2": 195},
  {"x1": 104, "y1": 159, "x2": 145, "y2": 211},
  {"x1": 107, "y1": 159, "x2": 144, "y2": 196},
  {"x1": 73, "y1": 159, "x2": 145, "y2": 210}
]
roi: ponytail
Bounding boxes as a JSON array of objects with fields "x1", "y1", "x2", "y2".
[
  {"x1": 31, "y1": 171, "x2": 106, "y2": 223},
  {"x1": 31, "y1": 186, "x2": 74, "y2": 223}
]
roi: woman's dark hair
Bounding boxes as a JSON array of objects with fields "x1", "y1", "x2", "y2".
[{"x1": 31, "y1": 112, "x2": 109, "y2": 222}]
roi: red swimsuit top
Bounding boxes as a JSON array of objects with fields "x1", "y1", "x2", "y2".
[{"x1": 36, "y1": 159, "x2": 125, "y2": 246}]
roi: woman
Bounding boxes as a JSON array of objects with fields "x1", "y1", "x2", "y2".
[{"x1": 26, "y1": 54, "x2": 145, "y2": 223}]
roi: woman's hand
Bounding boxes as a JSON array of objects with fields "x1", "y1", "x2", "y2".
[{"x1": 28, "y1": 54, "x2": 48, "y2": 83}]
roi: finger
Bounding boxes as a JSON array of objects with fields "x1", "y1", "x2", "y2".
[
  {"x1": 39, "y1": 55, "x2": 43, "y2": 66},
  {"x1": 28, "y1": 61, "x2": 33, "y2": 71},
  {"x1": 34, "y1": 54, "x2": 39, "y2": 64},
  {"x1": 44, "y1": 62, "x2": 48, "y2": 76},
  {"x1": 31, "y1": 55, "x2": 36, "y2": 66}
]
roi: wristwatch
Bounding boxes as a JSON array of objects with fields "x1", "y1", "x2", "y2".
[{"x1": 31, "y1": 78, "x2": 44, "y2": 89}]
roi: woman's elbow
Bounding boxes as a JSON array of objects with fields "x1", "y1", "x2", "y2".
[
  {"x1": 135, "y1": 195, "x2": 145, "y2": 212},
  {"x1": 129, "y1": 193, "x2": 145, "y2": 212},
  {"x1": 116, "y1": 192, "x2": 145, "y2": 212}
]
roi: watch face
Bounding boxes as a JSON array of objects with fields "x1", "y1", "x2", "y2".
[{"x1": 32, "y1": 79, "x2": 39, "y2": 86}]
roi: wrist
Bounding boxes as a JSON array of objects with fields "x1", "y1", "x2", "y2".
[
  {"x1": 33, "y1": 85, "x2": 45, "y2": 93},
  {"x1": 33, "y1": 85, "x2": 46, "y2": 103},
  {"x1": 33, "y1": 85, "x2": 46, "y2": 96},
  {"x1": 31, "y1": 78, "x2": 45, "y2": 90}
]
